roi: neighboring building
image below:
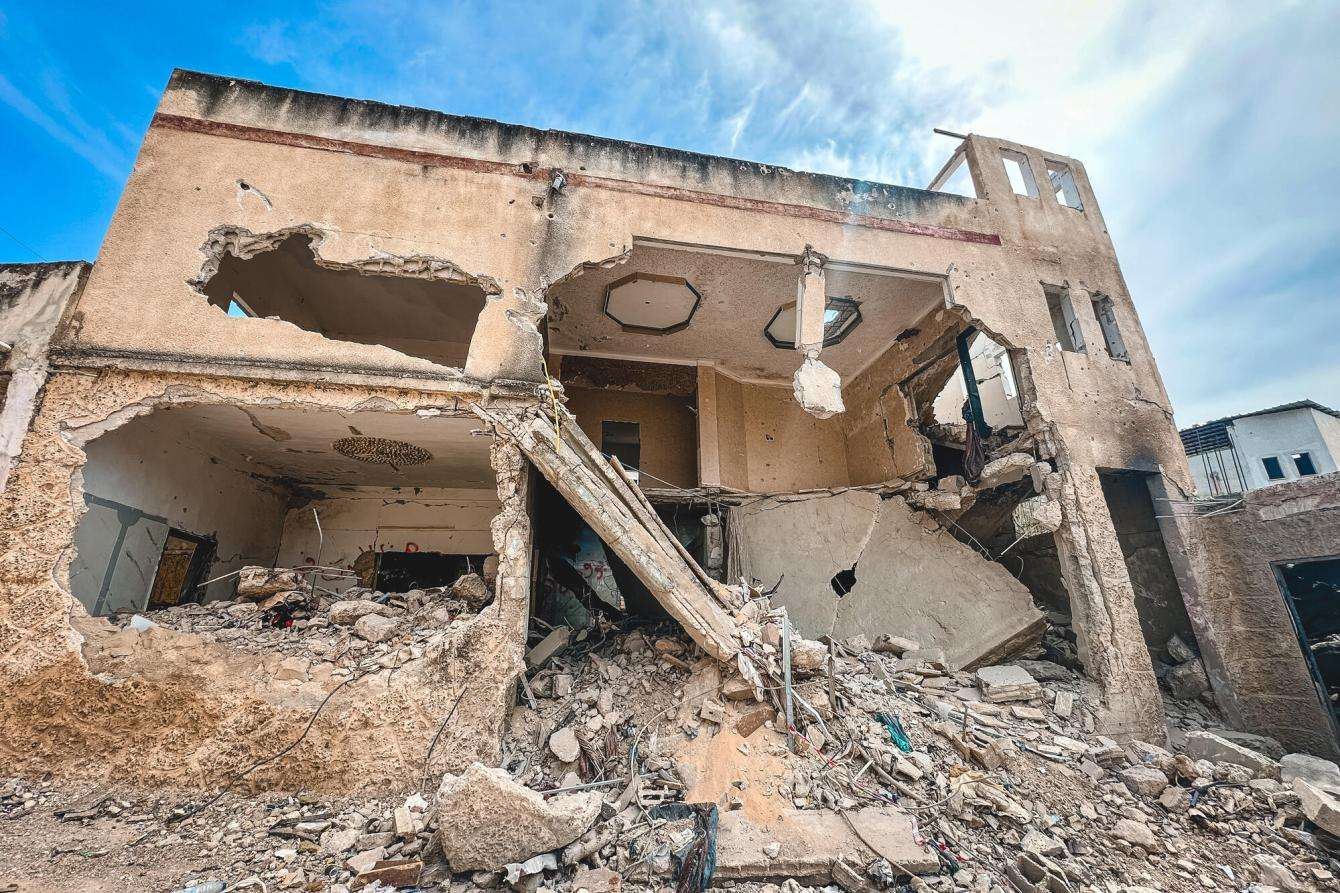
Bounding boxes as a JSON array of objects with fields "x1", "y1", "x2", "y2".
[
  {"x1": 1181, "y1": 400, "x2": 1340, "y2": 496},
  {"x1": 0, "y1": 69, "x2": 1268, "y2": 789}
]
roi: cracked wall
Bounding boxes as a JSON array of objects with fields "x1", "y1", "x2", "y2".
[
  {"x1": 733, "y1": 489, "x2": 1043, "y2": 669},
  {"x1": 0, "y1": 368, "x2": 532, "y2": 792}
]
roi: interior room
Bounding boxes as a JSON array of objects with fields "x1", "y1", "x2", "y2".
[
  {"x1": 545, "y1": 240, "x2": 963, "y2": 493},
  {"x1": 69, "y1": 403, "x2": 500, "y2": 615}
]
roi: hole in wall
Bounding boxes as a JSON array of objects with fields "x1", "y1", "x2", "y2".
[
  {"x1": 831, "y1": 564, "x2": 857, "y2": 597},
  {"x1": 195, "y1": 230, "x2": 493, "y2": 368}
]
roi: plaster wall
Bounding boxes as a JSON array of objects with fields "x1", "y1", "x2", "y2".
[
  {"x1": 734, "y1": 490, "x2": 1043, "y2": 669},
  {"x1": 562, "y1": 386, "x2": 698, "y2": 488},
  {"x1": 713, "y1": 370, "x2": 749, "y2": 491},
  {"x1": 274, "y1": 486, "x2": 500, "y2": 593},
  {"x1": 1232, "y1": 409, "x2": 1338, "y2": 489},
  {"x1": 26, "y1": 69, "x2": 1195, "y2": 741},
  {"x1": 0, "y1": 368, "x2": 532, "y2": 792},
  {"x1": 1156, "y1": 472, "x2": 1340, "y2": 759},
  {"x1": 1317, "y1": 412, "x2": 1340, "y2": 468},
  {"x1": 72, "y1": 418, "x2": 289, "y2": 610},
  {"x1": 0, "y1": 262, "x2": 88, "y2": 490}
]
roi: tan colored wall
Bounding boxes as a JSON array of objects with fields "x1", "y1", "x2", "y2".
[
  {"x1": 563, "y1": 386, "x2": 698, "y2": 488},
  {"x1": 1158, "y1": 473, "x2": 1340, "y2": 759},
  {"x1": 22, "y1": 69, "x2": 1198, "y2": 743},
  {"x1": 0, "y1": 368, "x2": 531, "y2": 792}
]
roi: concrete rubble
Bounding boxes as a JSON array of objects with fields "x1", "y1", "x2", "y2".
[{"x1": 5, "y1": 592, "x2": 1339, "y2": 891}]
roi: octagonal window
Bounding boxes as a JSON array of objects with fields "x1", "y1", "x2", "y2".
[
  {"x1": 765, "y1": 296, "x2": 862, "y2": 349},
  {"x1": 602, "y1": 273, "x2": 702, "y2": 334}
]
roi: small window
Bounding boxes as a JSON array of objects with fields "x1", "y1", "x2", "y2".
[
  {"x1": 765, "y1": 296, "x2": 862, "y2": 349},
  {"x1": 1043, "y1": 286, "x2": 1085, "y2": 353},
  {"x1": 226, "y1": 293, "x2": 255, "y2": 318},
  {"x1": 1001, "y1": 150, "x2": 1038, "y2": 198},
  {"x1": 602, "y1": 421, "x2": 641, "y2": 475},
  {"x1": 1046, "y1": 161, "x2": 1083, "y2": 210},
  {"x1": 1090, "y1": 295, "x2": 1129, "y2": 361},
  {"x1": 1293, "y1": 452, "x2": 1318, "y2": 476},
  {"x1": 1262, "y1": 456, "x2": 1286, "y2": 481}
]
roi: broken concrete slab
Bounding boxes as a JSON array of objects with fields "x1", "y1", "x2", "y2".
[
  {"x1": 236, "y1": 566, "x2": 305, "y2": 599},
  {"x1": 736, "y1": 491, "x2": 1042, "y2": 670},
  {"x1": 1294, "y1": 778, "x2": 1340, "y2": 835},
  {"x1": 1184, "y1": 731, "x2": 1280, "y2": 778},
  {"x1": 713, "y1": 807, "x2": 938, "y2": 883},
  {"x1": 476, "y1": 404, "x2": 741, "y2": 662},
  {"x1": 1211, "y1": 729, "x2": 1286, "y2": 761},
  {"x1": 1011, "y1": 495, "x2": 1061, "y2": 538},
  {"x1": 435, "y1": 763, "x2": 601, "y2": 871},
  {"x1": 975, "y1": 665, "x2": 1041, "y2": 703},
  {"x1": 976, "y1": 453, "x2": 1034, "y2": 490},
  {"x1": 328, "y1": 599, "x2": 394, "y2": 625},
  {"x1": 449, "y1": 573, "x2": 492, "y2": 610},
  {"x1": 353, "y1": 613, "x2": 398, "y2": 643},
  {"x1": 1281, "y1": 752, "x2": 1340, "y2": 795},
  {"x1": 526, "y1": 626, "x2": 572, "y2": 668},
  {"x1": 792, "y1": 354, "x2": 845, "y2": 419}
]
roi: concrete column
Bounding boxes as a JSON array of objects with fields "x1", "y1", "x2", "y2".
[
  {"x1": 1051, "y1": 461, "x2": 1166, "y2": 743},
  {"x1": 696, "y1": 364, "x2": 722, "y2": 488},
  {"x1": 794, "y1": 245, "x2": 827, "y2": 353}
]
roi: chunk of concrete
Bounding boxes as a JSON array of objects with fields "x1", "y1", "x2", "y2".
[
  {"x1": 713, "y1": 807, "x2": 937, "y2": 882},
  {"x1": 526, "y1": 626, "x2": 572, "y2": 668},
  {"x1": 1294, "y1": 778, "x2": 1340, "y2": 835},
  {"x1": 1281, "y1": 752, "x2": 1340, "y2": 795},
  {"x1": 237, "y1": 566, "x2": 305, "y2": 599},
  {"x1": 549, "y1": 727, "x2": 581, "y2": 763},
  {"x1": 792, "y1": 354, "x2": 844, "y2": 419},
  {"x1": 1165, "y1": 658, "x2": 1209, "y2": 700},
  {"x1": 977, "y1": 453, "x2": 1034, "y2": 490},
  {"x1": 975, "y1": 665, "x2": 1041, "y2": 703},
  {"x1": 450, "y1": 573, "x2": 492, "y2": 610},
  {"x1": 329, "y1": 599, "x2": 393, "y2": 625},
  {"x1": 1184, "y1": 731, "x2": 1280, "y2": 779},
  {"x1": 435, "y1": 763, "x2": 601, "y2": 871},
  {"x1": 1011, "y1": 496, "x2": 1062, "y2": 538},
  {"x1": 1212, "y1": 729, "x2": 1285, "y2": 760},
  {"x1": 1119, "y1": 765, "x2": 1170, "y2": 798},
  {"x1": 353, "y1": 613, "x2": 399, "y2": 643}
]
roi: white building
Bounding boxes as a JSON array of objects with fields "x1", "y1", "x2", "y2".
[{"x1": 1181, "y1": 400, "x2": 1340, "y2": 496}]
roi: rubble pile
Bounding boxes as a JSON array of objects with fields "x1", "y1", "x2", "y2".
[
  {"x1": 108, "y1": 569, "x2": 494, "y2": 666},
  {"x1": 6, "y1": 579, "x2": 1340, "y2": 892}
]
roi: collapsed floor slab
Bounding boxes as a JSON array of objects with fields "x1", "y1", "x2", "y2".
[{"x1": 731, "y1": 490, "x2": 1044, "y2": 669}]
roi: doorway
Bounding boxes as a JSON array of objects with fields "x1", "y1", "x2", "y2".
[
  {"x1": 146, "y1": 529, "x2": 216, "y2": 610},
  {"x1": 1275, "y1": 556, "x2": 1340, "y2": 744}
]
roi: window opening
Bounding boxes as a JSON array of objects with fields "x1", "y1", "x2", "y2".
[
  {"x1": 374, "y1": 551, "x2": 490, "y2": 592},
  {"x1": 1294, "y1": 452, "x2": 1318, "y2": 476},
  {"x1": 1043, "y1": 286, "x2": 1085, "y2": 352},
  {"x1": 226, "y1": 294, "x2": 255, "y2": 318},
  {"x1": 602, "y1": 421, "x2": 642, "y2": 479},
  {"x1": 1001, "y1": 150, "x2": 1039, "y2": 198},
  {"x1": 764, "y1": 296, "x2": 863, "y2": 349},
  {"x1": 1090, "y1": 294, "x2": 1129, "y2": 361},
  {"x1": 1262, "y1": 456, "x2": 1286, "y2": 480},
  {"x1": 1047, "y1": 161, "x2": 1083, "y2": 210}
]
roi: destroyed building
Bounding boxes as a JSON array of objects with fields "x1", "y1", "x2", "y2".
[{"x1": 2, "y1": 69, "x2": 1339, "y2": 891}]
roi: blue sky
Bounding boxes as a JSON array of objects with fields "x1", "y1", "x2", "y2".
[{"x1": 1, "y1": 1, "x2": 1337, "y2": 424}]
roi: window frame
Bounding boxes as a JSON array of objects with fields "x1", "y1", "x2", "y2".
[
  {"x1": 1043, "y1": 285, "x2": 1086, "y2": 353},
  {"x1": 1292, "y1": 452, "x2": 1318, "y2": 477},
  {"x1": 764, "y1": 296, "x2": 863, "y2": 350},
  {"x1": 1000, "y1": 149, "x2": 1039, "y2": 199},
  {"x1": 1045, "y1": 160, "x2": 1084, "y2": 210},
  {"x1": 1089, "y1": 293, "x2": 1130, "y2": 362},
  {"x1": 1261, "y1": 456, "x2": 1286, "y2": 481}
]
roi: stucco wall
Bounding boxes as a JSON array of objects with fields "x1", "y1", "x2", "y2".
[
  {"x1": 1232, "y1": 409, "x2": 1338, "y2": 489},
  {"x1": 563, "y1": 386, "x2": 698, "y2": 488},
  {"x1": 1157, "y1": 472, "x2": 1340, "y2": 758}
]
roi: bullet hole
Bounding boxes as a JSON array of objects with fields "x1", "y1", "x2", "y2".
[
  {"x1": 831, "y1": 564, "x2": 857, "y2": 598},
  {"x1": 547, "y1": 213, "x2": 555, "y2": 219},
  {"x1": 239, "y1": 181, "x2": 251, "y2": 191}
]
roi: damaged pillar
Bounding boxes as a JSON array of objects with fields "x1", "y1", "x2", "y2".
[
  {"x1": 792, "y1": 246, "x2": 844, "y2": 418},
  {"x1": 1051, "y1": 461, "x2": 1166, "y2": 744}
]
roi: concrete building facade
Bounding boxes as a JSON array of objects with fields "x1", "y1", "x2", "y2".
[
  {"x1": 0, "y1": 70, "x2": 1210, "y2": 790},
  {"x1": 1182, "y1": 401, "x2": 1340, "y2": 497}
]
